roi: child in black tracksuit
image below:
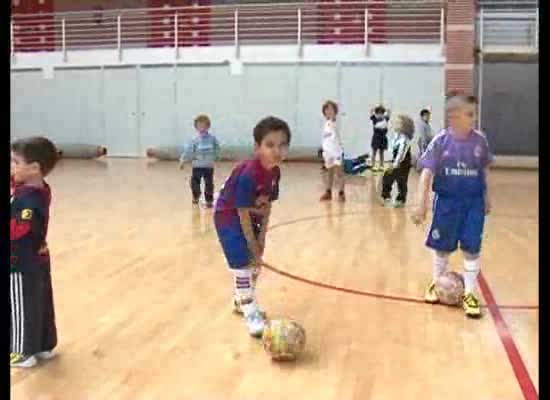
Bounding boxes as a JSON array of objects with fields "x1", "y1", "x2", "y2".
[
  {"x1": 11, "y1": 137, "x2": 59, "y2": 368},
  {"x1": 381, "y1": 114, "x2": 414, "y2": 207}
]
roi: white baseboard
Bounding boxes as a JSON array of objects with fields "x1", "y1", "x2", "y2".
[{"x1": 492, "y1": 155, "x2": 538, "y2": 169}]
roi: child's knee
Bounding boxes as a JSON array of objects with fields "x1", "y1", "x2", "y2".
[
  {"x1": 462, "y1": 251, "x2": 480, "y2": 262},
  {"x1": 435, "y1": 250, "x2": 450, "y2": 259}
]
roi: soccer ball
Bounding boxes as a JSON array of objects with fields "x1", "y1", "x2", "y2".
[
  {"x1": 262, "y1": 319, "x2": 306, "y2": 361},
  {"x1": 434, "y1": 271, "x2": 465, "y2": 306}
]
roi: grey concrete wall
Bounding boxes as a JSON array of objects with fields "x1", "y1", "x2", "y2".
[
  {"x1": 477, "y1": 60, "x2": 538, "y2": 156},
  {"x1": 11, "y1": 62, "x2": 444, "y2": 157}
]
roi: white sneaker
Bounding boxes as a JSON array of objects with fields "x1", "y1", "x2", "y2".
[
  {"x1": 245, "y1": 310, "x2": 266, "y2": 338},
  {"x1": 232, "y1": 297, "x2": 242, "y2": 314},
  {"x1": 10, "y1": 353, "x2": 38, "y2": 368},
  {"x1": 36, "y1": 351, "x2": 56, "y2": 360},
  {"x1": 233, "y1": 297, "x2": 267, "y2": 318}
]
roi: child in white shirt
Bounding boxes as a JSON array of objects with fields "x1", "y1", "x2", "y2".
[{"x1": 320, "y1": 100, "x2": 345, "y2": 202}]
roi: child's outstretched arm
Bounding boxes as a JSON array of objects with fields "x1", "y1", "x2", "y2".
[
  {"x1": 392, "y1": 138, "x2": 410, "y2": 169},
  {"x1": 257, "y1": 203, "x2": 272, "y2": 255},
  {"x1": 483, "y1": 141, "x2": 494, "y2": 215},
  {"x1": 213, "y1": 137, "x2": 221, "y2": 161},
  {"x1": 484, "y1": 167, "x2": 492, "y2": 215},
  {"x1": 179, "y1": 141, "x2": 195, "y2": 169},
  {"x1": 411, "y1": 135, "x2": 441, "y2": 224},
  {"x1": 238, "y1": 208, "x2": 263, "y2": 266},
  {"x1": 412, "y1": 168, "x2": 433, "y2": 225}
]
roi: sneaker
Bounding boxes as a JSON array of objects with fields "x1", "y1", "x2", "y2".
[
  {"x1": 192, "y1": 198, "x2": 200, "y2": 205},
  {"x1": 232, "y1": 298, "x2": 267, "y2": 319},
  {"x1": 205, "y1": 201, "x2": 213, "y2": 209},
  {"x1": 320, "y1": 191, "x2": 332, "y2": 201},
  {"x1": 380, "y1": 197, "x2": 392, "y2": 207},
  {"x1": 35, "y1": 351, "x2": 56, "y2": 361},
  {"x1": 338, "y1": 191, "x2": 346, "y2": 202},
  {"x1": 232, "y1": 297, "x2": 242, "y2": 314},
  {"x1": 245, "y1": 309, "x2": 266, "y2": 338},
  {"x1": 424, "y1": 281, "x2": 439, "y2": 304},
  {"x1": 393, "y1": 200, "x2": 405, "y2": 208},
  {"x1": 462, "y1": 293, "x2": 482, "y2": 318},
  {"x1": 10, "y1": 353, "x2": 38, "y2": 368}
]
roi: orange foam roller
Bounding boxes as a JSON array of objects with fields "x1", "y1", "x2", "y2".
[
  {"x1": 146, "y1": 146, "x2": 179, "y2": 161},
  {"x1": 57, "y1": 144, "x2": 107, "y2": 159}
]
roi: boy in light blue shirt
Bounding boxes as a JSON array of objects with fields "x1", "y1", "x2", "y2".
[{"x1": 179, "y1": 114, "x2": 220, "y2": 208}]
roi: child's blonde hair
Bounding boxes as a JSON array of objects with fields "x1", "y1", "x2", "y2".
[
  {"x1": 395, "y1": 114, "x2": 415, "y2": 139},
  {"x1": 445, "y1": 96, "x2": 476, "y2": 117},
  {"x1": 194, "y1": 114, "x2": 211, "y2": 129}
]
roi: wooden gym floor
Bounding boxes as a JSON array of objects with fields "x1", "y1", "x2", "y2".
[{"x1": 11, "y1": 159, "x2": 538, "y2": 400}]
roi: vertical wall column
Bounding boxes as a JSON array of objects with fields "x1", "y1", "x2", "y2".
[{"x1": 445, "y1": 0, "x2": 476, "y2": 96}]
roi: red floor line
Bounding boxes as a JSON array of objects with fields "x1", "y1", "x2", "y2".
[
  {"x1": 266, "y1": 213, "x2": 538, "y2": 395},
  {"x1": 498, "y1": 305, "x2": 539, "y2": 311},
  {"x1": 267, "y1": 214, "x2": 538, "y2": 308},
  {"x1": 262, "y1": 262, "x2": 538, "y2": 310},
  {"x1": 263, "y1": 262, "x2": 425, "y2": 304},
  {"x1": 478, "y1": 272, "x2": 538, "y2": 400}
]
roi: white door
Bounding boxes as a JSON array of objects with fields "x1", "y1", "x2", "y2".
[
  {"x1": 103, "y1": 67, "x2": 139, "y2": 157},
  {"x1": 138, "y1": 66, "x2": 178, "y2": 154}
]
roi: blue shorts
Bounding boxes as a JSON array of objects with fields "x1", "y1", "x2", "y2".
[
  {"x1": 426, "y1": 194, "x2": 486, "y2": 254},
  {"x1": 214, "y1": 213, "x2": 260, "y2": 270}
]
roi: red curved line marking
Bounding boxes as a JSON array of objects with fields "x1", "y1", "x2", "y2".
[
  {"x1": 262, "y1": 262, "x2": 538, "y2": 310},
  {"x1": 266, "y1": 213, "x2": 538, "y2": 397},
  {"x1": 268, "y1": 211, "x2": 368, "y2": 230},
  {"x1": 478, "y1": 272, "x2": 539, "y2": 400},
  {"x1": 266, "y1": 214, "x2": 538, "y2": 311},
  {"x1": 263, "y1": 261, "x2": 426, "y2": 304}
]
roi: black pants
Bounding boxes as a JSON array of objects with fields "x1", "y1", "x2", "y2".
[
  {"x1": 10, "y1": 266, "x2": 57, "y2": 355},
  {"x1": 371, "y1": 133, "x2": 388, "y2": 151},
  {"x1": 191, "y1": 167, "x2": 214, "y2": 202},
  {"x1": 382, "y1": 165, "x2": 411, "y2": 202}
]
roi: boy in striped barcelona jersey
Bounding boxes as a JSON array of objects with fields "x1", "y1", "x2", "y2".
[
  {"x1": 214, "y1": 116, "x2": 291, "y2": 337},
  {"x1": 412, "y1": 96, "x2": 493, "y2": 318}
]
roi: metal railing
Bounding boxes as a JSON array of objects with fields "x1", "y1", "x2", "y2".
[
  {"x1": 11, "y1": 1, "x2": 445, "y2": 58},
  {"x1": 477, "y1": 0, "x2": 538, "y2": 51},
  {"x1": 477, "y1": 0, "x2": 538, "y2": 11}
]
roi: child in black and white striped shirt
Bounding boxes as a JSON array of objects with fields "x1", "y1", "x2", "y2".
[{"x1": 381, "y1": 114, "x2": 415, "y2": 208}]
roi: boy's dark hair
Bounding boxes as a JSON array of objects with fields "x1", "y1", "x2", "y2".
[
  {"x1": 374, "y1": 105, "x2": 386, "y2": 114},
  {"x1": 253, "y1": 116, "x2": 291, "y2": 145},
  {"x1": 11, "y1": 136, "x2": 59, "y2": 177},
  {"x1": 420, "y1": 109, "x2": 431, "y2": 118},
  {"x1": 322, "y1": 100, "x2": 338, "y2": 117}
]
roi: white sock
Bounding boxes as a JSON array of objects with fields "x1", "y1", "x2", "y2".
[
  {"x1": 432, "y1": 252, "x2": 449, "y2": 281},
  {"x1": 233, "y1": 269, "x2": 257, "y2": 318},
  {"x1": 463, "y1": 258, "x2": 480, "y2": 294}
]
